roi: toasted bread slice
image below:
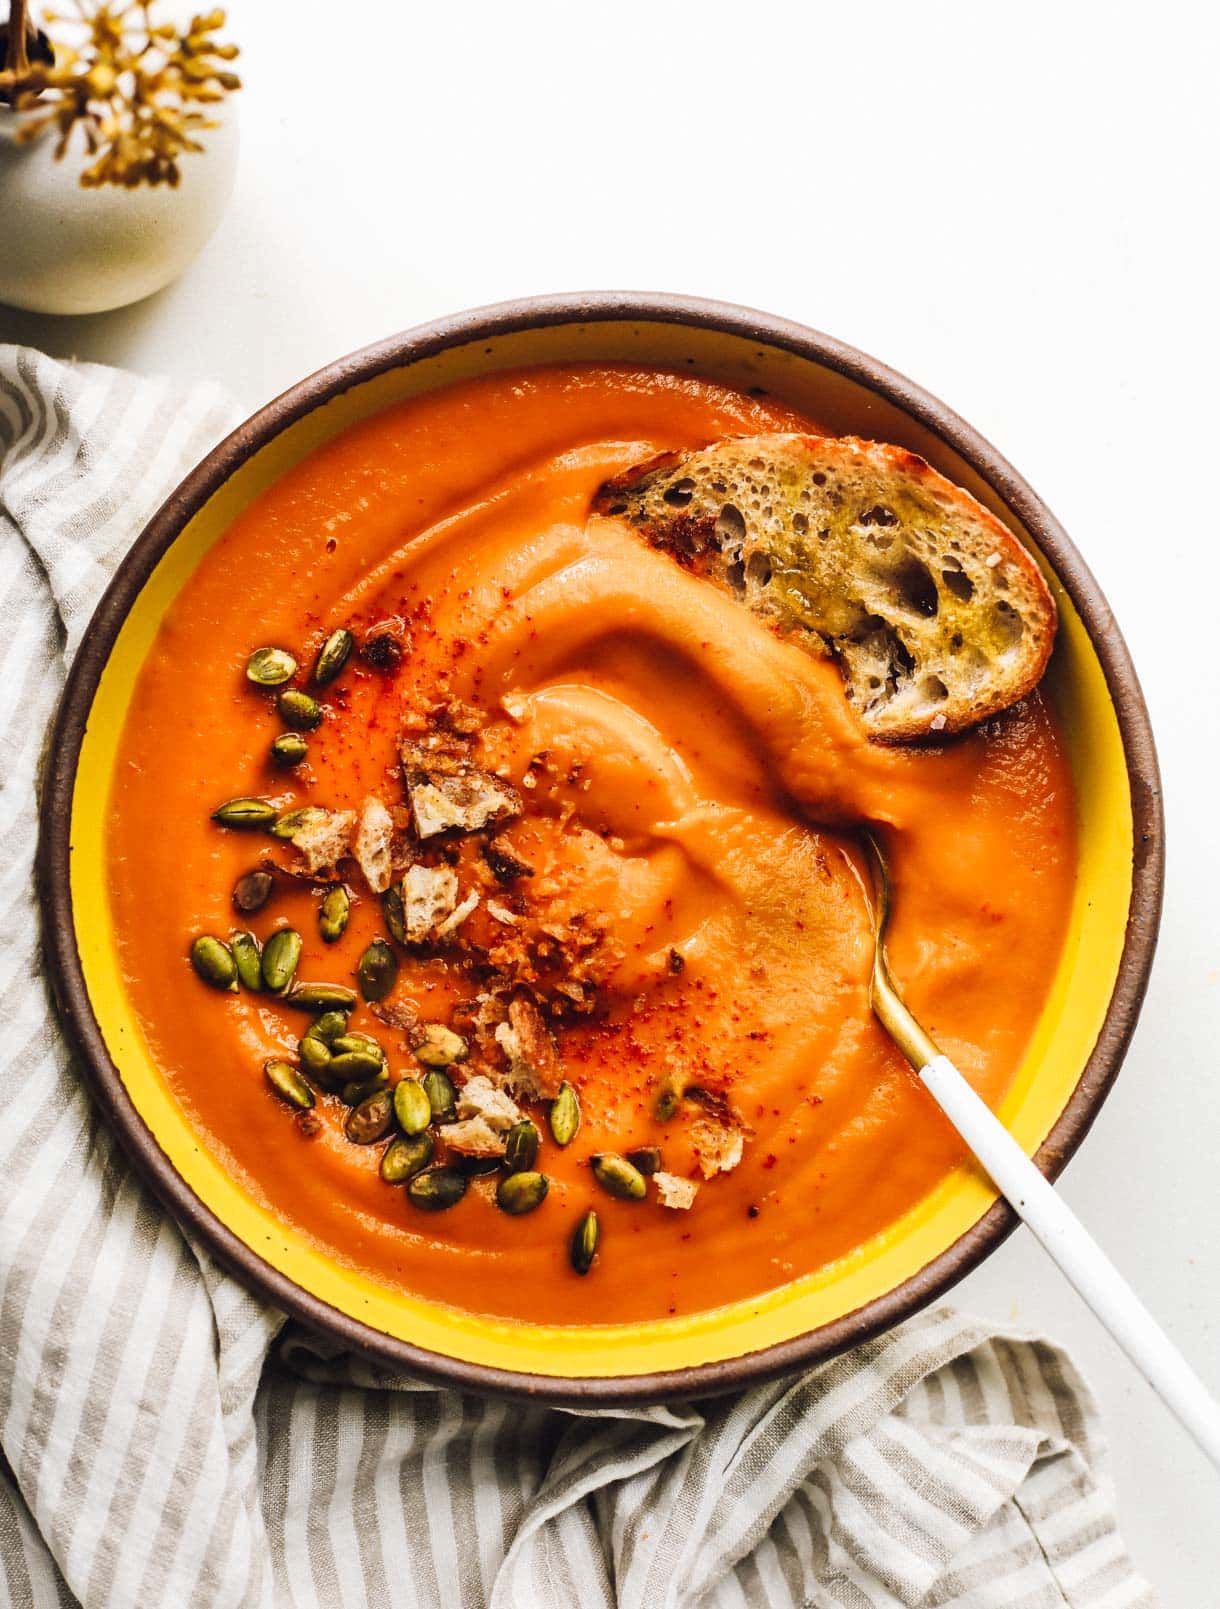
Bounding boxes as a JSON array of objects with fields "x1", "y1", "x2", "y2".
[{"x1": 593, "y1": 434, "x2": 1056, "y2": 740}]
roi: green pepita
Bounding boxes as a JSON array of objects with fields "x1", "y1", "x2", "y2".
[
  {"x1": 380, "y1": 1132, "x2": 434, "y2": 1183},
  {"x1": 282, "y1": 983, "x2": 357, "y2": 1012},
  {"x1": 229, "y1": 930, "x2": 263, "y2": 991},
  {"x1": 298, "y1": 1034, "x2": 332, "y2": 1076},
  {"x1": 421, "y1": 1068, "x2": 457, "y2": 1123},
  {"x1": 653, "y1": 1072, "x2": 687, "y2": 1122},
  {"x1": 328, "y1": 1050, "x2": 384, "y2": 1084},
  {"x1": 406, "y1": 1166, "x2": 468, "y2": 1212},
  {"x1": 412, "y1": 1023, "x2": 467, "y2": 1068},
  {"x1": 232, "y1": 869, "x2": 273, "y2": 913},
  {"x1": 310, "y1": 1010, "x2": 349, "y2": 1044},
  {"x1": 277, "y1": 688, "x2": 322, "y2": 730},
  {"x1": 504, "y1": 1119, "x2": 541, "y2": 1173},
  {"x1": 313, "y1": 627, "x2": 355, "y2": 687},
  {"x1": 260, "y1": 927, "x2": 303, "y2": 994},
  {"x1": 357, "y1": 939, "x2": 398, "y2": 1002},
  {"x1": 381, "y1": 884, "x2": 407, "y2": 946},
  {"x1": 319, "y1": 885, "x2": 350, "y2": 943},
  {"x1": 393, "y1": 1078, "x2": 432, "y2": 1136},
  {"x1": 344, "y1": 1089, "x2": 393, "y2": 1144},
  {"x1": 570, "y1": 1209, "x2": 599, "y2": 1275},
  {"x1": 331, "y1": 1032, "x2": 385, "y2": 1060},
  {"x1": 190, "y1": 935, "x2": 238, "y2": 991},
  {"x1": 591, "y1": 1153, "x2": 647, "y2": 1201},
  {"x1": 495, "y1": 1171, "x2": 549, "y2": 1216},
  {"x1": 270, "y1": 731, "x2": 308, "y2": 768},
  {"x1": 264, "y1": 1058, "x2": 314, "y2": 1110},
  {"x1": 212, "y1": 797, "x2": 277, "y2": 830},
  {"x1": 549, "y1": 1082, "x2": 581, "y2": 1147},
  {"x1": 246, "y1": 646, "x2": 298, "y2": 687},
  {"x1": 458, "y1": 1155, "x2": 502, "y2": 1177},
  {"x1": 271, "y1": 805, "x2": 328, "y2": 841},
  {"x1": 341, "y1": 1072, "x2": 390, "y2": 1106},
  {"x1": 625, "y1": 1146, "x2": 662, "y2": 1176}
]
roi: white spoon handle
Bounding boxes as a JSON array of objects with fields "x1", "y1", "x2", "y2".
[{"x1": 920, "y1": 1053, "x2": 1220, "y2": 1471}]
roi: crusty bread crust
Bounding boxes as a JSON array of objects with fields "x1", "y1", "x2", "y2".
[{"x1": 594, "y1": 434, "x2": 1056, "y2": 740}]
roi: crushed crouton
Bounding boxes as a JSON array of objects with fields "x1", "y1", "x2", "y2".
[
  {"x1": 435, "y1": 889, "x2": 479, "y2": 938},
  {"x1": 290, "y1": 808, "x2": 355, "y2": 874},
  {"x1": 499, "y1": 691, "x2": 531, "y2": 724},
  {"x1": 455, "y1": 1074, "x2": 522, "y2": 1130},
  {"x1": 401, "y1": 739, "x2": 521, "y2": 839},
  {"x1": 486, "y1": 901, "x2": 518, "y2": 925},
  {"x1": 493, "y1": 997, "x2": 562, "y2": 1099},
  {"x1": 654, "y1": 1172, "x2": 698, "y2": 1210},
  {"x1": 403, "y1": 864, "x2": 459, "y2": 942},
  {"x1": 690, "y1": 1116, "x2": 745, "y2": 1179},
  {"x1": 354, "y1": 796, "x2": 396, "y2": 893},
  {"x1": 440, "y1": 1117, "x2": 506, "y2": 1157}
]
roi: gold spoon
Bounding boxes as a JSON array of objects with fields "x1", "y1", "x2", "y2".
[{"x1": 862, "y1": 829, "x2": 1220, "y2": 1470}]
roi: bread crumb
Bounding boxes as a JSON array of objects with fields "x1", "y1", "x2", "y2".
[
  {"x1": 353, "y1": 796, "x2": 395, "y2": 893},
  {"x1": 455, "y1": 1074, "x2": 522, "y2": 1131},
  {"x1": 486, "y1": 901, "x2": 518, "y2": 925},
  {"x1": 985, "y1": 552, "x2": 1002, "y2": 568},
  {"x1": 500, "y1": 691, "x2": 531, "y2": 724},
  {"x1": 403, "y1": 863, "x2": 459, "y2": 942},
  {"x1": 930, "y1": 713, "x2": 947, "y2": 732},
  {"x1": 655, "y1": 1172, "x2": 698, "y2": 1210},
  {"x1": 290, "y1": 809, "x2": 355, "y2": 874},
  {"x1": 440, "y1": 1116, "x2": 506, "y2": 1156},
  {"x1": 435, "y1": 889, "x2": 479, "y2": 938}
]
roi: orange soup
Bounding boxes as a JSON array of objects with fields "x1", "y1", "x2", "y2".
[{"x1": 106, "y1": 365, "x2": 1077, "y2": 1325}]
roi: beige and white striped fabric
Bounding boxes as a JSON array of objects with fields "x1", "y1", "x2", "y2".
[{"x1": 0, "y1": 345, "x2": 1156, "y2": 1609}]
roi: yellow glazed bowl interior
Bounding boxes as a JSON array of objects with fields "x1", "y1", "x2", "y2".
[{"x1": 48, "y1": 299, "x2": 1160, "y2": 1397}]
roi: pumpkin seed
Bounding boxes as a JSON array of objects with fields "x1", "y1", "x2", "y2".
[
  {"x1": 298, "y1": 1034, "x2": 332, "y2": 1076},
  {"x1": 393, "y1": 1078, "x2": 432, "y2": 1136},
  {"x1": 328, "y1": 1050, "x2": 384, "y2": 1084},
  {"x1": 277, "y1": 689, "x2": 322, "y2": 730},
  {"x1": 412, "y1": 1023, "x2": 467, "y2": 1068},
  {"x1": 270, "y1": 731, "x2": 308, "y2": 768},
  {"x1": 271, "y1": 805, "x2": 328, "y2": 841},
  {"x1": 406, "y1": 1167, "x2": 468, "y2": 1211},
  {"x1": 260, "y1": 927, "x2": 303, "y2": 994},
  {"x1": 232, "y1": 869, "x2": 273, "y2": 913},
  {"x1": 496, "y1": 1171, "x2": 548, "y2": 1216},
  {"x1": 421, "y1": 1068, "x2": 457, "y2": 1123},
  {"x1": 282, "y1": 983, "x2": 357, "y2": 1012},
  {"x1": 310, "y1": 1009, "x2": 348, "y2": 1044},
  {"x1": 570, "y1": 1209, "x2": 599, "y2": 1275},
  {"x1": 212, "y1": 797, "x2": 277, "y2": 830},
  {"x1": 653, "y1": 1072, "x2": 687, "y2": 1122},
  {"x1": 319, "y1": 885, "x2": 350, "y2": 943},
  {"x1": 380, "y1": 1132, "x2": 434, "y2": 1183},
  {"x1": 591, "y1": 1153, "x2": 647, "y2": 1201},
  {"x1": 381, "y1": 884, "x2": 407, "y2": 946},
  {"x1": 458, "y1": 1155, "x2": 502, "y2": 1177},
  {"x1": 625, "y1": 1146, "x2": 662, "y2": 1176},
  {"x1": 504, "y1": 1119, "x2": 541, "y2": 1173},
  {"x1": 190, "y1": 935, "x2": 238, "y2": 991},
  {"x1": 341, "y1": 1072, "x2": 390, "y2": 1106},
  {"x1": 264, "y1": 1058, "x2": 314, "y2": 1109},
  {"x1": 345, "y1": 1089, "x2": 393, "y2": 1144},
  {"x1": 331, "y1": 1032, "x2": 385, "y2": 1060},
  {"x1": 229, "y1": 930, "x2": 263, "y2": 992},
  {"x1": 246, "y1": 646, "x2": 298, "y2": 687},
  {"x1": 313, "y1": 627, "x2": 354, "y2": 687},
  {"x1": 357, "y1": 939, "x2": 398, "y2": 1002},
  {"x1": 549, "y1": 1082, "x2": 581, "y2": 1147}
]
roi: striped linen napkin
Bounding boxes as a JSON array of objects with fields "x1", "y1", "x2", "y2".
[{"x1": 0, "y1": 345, "x2": 1156, "y2": 1609}]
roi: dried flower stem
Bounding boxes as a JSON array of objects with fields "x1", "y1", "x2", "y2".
[{"x1": 5, "y1": 0, "x2": 32, "y2": 76}]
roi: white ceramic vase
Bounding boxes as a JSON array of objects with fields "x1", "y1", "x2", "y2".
[{"x1": 0, "y1": 102, "x2": 239, "y2": 316}]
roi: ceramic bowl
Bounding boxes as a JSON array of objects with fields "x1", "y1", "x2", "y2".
[{"x1": 38, "y1": 294, "x2": 1163, "y2": 1403}]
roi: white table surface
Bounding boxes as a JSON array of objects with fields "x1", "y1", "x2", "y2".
[{"x1": 4, "y1": 1, "x2": 1217, "y2": 1597}]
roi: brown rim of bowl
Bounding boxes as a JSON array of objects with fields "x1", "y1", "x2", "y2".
[{"x1": 36, "y1": 292, "x2": 1164, "y2": 1406}]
